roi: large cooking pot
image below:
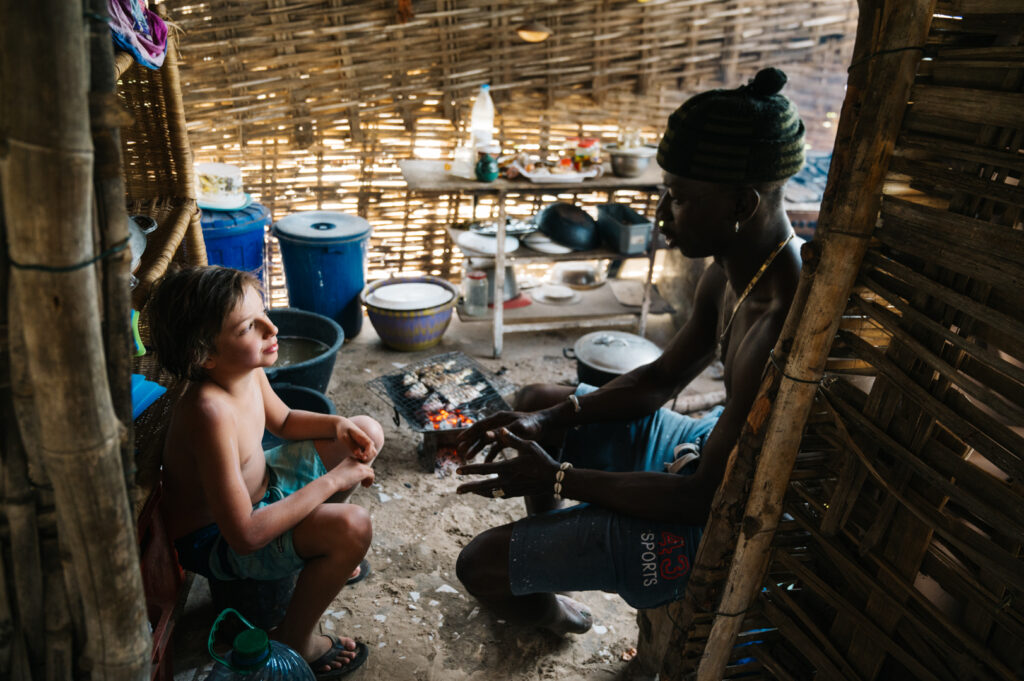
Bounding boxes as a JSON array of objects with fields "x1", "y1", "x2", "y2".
[
  {"x1": 537, "y1": 202, "x2": 600, "y2": 251},
  {"x1": 563, "y1": 330, "x2": 662, "y2": 386}
]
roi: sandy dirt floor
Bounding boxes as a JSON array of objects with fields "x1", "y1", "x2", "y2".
[{"x1": 170, "y1": 310, "x2": 722, "y2": 681}]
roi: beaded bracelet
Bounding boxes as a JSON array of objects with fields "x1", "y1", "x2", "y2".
[{"x1": 553, "y1": 461, "x2": 573, "y2": 500}]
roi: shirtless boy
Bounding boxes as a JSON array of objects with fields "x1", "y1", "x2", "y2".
[
  {"x1": 454, "y1": 68, "x2": 806, "y2": 634},
  {"x1": 149, "y1": 266, "x2": 384, "y2": 677}
]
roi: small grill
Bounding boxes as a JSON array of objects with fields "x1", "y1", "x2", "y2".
[
  {"x1": 367, "y1": 351, "x2": 514, "y2": 474},
  {"x1": 367, "y1": 351, "x2": 512, "y2": 432}
]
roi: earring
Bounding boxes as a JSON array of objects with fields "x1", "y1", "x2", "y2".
[{"x1": 734, "y1": 221, "x2": 740, "y2": 234}]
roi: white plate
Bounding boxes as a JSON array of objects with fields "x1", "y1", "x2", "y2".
[
  {"x1": 456, "y1": 231, "x2": 520, "y2": 256},
  {"x1": 511, "y1": 162, "x2": 602, "y2": 184},
  {"x1": 523, "y1": 232, "x2": 573, "y2": 254},
  {"x1": 530, "y1": 284, "x2": 582, "y2": 305},
  {"x1": 366, "y1": 282, "x2": 454, "y2": 310}
]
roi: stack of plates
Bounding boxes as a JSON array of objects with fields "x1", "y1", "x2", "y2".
[
  {"x1": 456, "y1": 231, "x2": 520, "y2": 255},
  {"x1": 523, "y1": 232, "x2": 572, "y2": 254},
  {"x1": 365, "y1": 282, "x2": 454, "y2": 310}
]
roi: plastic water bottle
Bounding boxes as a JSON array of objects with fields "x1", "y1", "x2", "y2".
[
  {"x1": 470, "y1": 84, "x2": 495, "y2": 149},
  {"x1": 204, "y1": 609, "x2": 314, "y2": 681}
]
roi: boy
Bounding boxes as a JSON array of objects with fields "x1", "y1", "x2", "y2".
[{"x1": 149, "y1": 266, "x2": 384, "y2": 676}]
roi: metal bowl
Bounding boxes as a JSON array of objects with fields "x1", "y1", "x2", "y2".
[{"x1": 606, "y1": 144, "x2": 657, "y2": 178}]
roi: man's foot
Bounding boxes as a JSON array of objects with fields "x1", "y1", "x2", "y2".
[
  {"x1": 541, "y1": 595, "x2": 594, "y2": 635},
  {"x1": 306, "y1": 634, "x2": 369, "y2": 678}
]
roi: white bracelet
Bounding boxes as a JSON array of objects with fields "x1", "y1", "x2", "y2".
[
  {"x1": 567, "y1": 394, "x2": 581, "y2": 414},
  {"x1": 553, "y1": 462, "x2": 573, "y2": 500}
]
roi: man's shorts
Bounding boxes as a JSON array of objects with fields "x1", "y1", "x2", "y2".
[
  {"x1": 509, "y1": 384, "x2": 723, "y2": 609},
  {"x1": 173, "y1": 440, "x2": 326, "y2": 581}
]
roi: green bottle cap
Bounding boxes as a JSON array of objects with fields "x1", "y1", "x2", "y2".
[{"x1": 232, "y1": 628, "x2": 270, "y2": 668}]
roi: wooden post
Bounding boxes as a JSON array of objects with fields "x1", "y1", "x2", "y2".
[
  {"x1": 0, "y1": 1, "x2": 151, "y2": 679},
  {"x1": 695, "y1": 1, "x2": 938, "y2": 679}
]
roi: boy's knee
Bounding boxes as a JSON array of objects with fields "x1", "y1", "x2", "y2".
[
  {"x1": 333, "y1": 504, "x2": 372, "y2": 552},
  {"x1": 351, "y1": 415, "x2": 385, "y2": 453}
]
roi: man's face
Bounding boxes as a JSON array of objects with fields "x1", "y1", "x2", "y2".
[{"x1": 655, "y1": 172, "x2": 740, "y2": 258}]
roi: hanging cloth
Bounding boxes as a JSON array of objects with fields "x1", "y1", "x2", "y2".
[{"x1": 108, "y1": 0, "x2": 168, "y2": 70}]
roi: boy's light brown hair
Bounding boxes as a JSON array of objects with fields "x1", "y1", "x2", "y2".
[{"x1": 148, "y1": 266, "x2": 262, "y2": 381}]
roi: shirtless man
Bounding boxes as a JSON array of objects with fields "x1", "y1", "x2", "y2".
[
  {"x1": 149, "y1": 266, "x2": 383, "y2": 677},
  {"x1": 454, "y1": 67, "x2": 806, "y2": 633}
]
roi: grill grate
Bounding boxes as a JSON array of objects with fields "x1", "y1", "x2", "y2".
[{"x1": 367, "y1": 351, "x2": 513, "y2": 432}]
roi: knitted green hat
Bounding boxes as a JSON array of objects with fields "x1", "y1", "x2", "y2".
[{"x1": 657, "y1": 68, "x2": 805, "y2": 184}]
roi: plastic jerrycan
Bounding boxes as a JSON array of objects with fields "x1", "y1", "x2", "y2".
[
  {"x1": 204, "y1": 608, "x2": 314, "y2": 680},
  {"x1": 470, "y1": 83, "x2": 495, "y2": 148}
]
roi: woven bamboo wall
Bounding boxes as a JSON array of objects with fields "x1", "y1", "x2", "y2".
[
  {"x1": 161, "y1": 0, "x2": 856, "y2": 281},
  {"x1": 719, "y1": 2, "x2": 1024, "y2": 679}
]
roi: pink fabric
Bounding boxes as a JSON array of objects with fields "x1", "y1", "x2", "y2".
[{"x1": 108, "y1": 0, "x2": 167, "y2": 69}]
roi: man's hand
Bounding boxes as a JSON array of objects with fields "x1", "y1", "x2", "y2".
[
  {"x1": 456, "y1": 410, "x2": 548, "y2": 461},
  {"x1": 337, "y1": 417, "x2": 376, "y2": 462},
  {"x1": 456, "y1": 428, "x2": 560, "y2": 499},
  {"x1": 328, "y1": 456, "x2": 376, "y2": 490}
]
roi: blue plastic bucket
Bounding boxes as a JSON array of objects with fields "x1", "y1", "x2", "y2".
[
  {"x1": 272, "y1": 211, "x2": 372, "y2": 340},
  {"x1": 201, "y1": 203, "x2": 270, "y2": 286}
]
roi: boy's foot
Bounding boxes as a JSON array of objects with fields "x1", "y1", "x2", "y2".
[
  {"x1": 346, "y1": 559, "x2": 371, "y2": 586},
  {"x1": 541, "y1": 595, "x2": 594, "y2": 635},
  {"x1": 307, "y1": 634, "x2": 369, "y2": 678}
]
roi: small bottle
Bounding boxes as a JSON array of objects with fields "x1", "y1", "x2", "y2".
[
  {"x1": 464, "y1": 270, "x2": 489, "y2": 316},
  {"x1": 204, "y1": 609, "x2": 314, "y2": 681},
  {"x1": 470, "y1": 84, "x2": 495, "y2": 149}
]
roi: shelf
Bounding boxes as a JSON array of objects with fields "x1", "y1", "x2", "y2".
[
  {"x1": 400, "y1": 159, "x2": 663, "y2": 194},
  {"x1": 455, "y1": 282, "x2": 673, "y2": 327},
  {"x1": 448, "y1": 228, "x2": 654, "y2": 263}
]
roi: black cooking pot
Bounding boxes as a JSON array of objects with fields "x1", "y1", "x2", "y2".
[
  {"x1": 563, "y1": 330, "x2": 662, "y2": 386},
  {"x1": 537, "y1": 202, "x2": 600, "y2": 251}
]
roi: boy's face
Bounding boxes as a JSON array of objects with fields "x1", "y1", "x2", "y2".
[
  {"x1": 203, "y1": 285, "x2": 278, "y2": 374},
  {"x1": 655, "y1": 172, "x2": 742, "y2": 258}
]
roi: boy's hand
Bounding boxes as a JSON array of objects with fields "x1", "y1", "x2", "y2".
[
  {"x1": 328, "y1": 456, "x2": 376, "y2": 490},
  {"x1": 337, "y1": 418, "x2": 376, "y2": 462}
]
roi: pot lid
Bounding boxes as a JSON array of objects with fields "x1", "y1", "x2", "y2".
[
  {"x1": 573, "y1": 330, "x2": 661, "y2": 374},
  {"x1": 272, "y1": 211, "x2": 371, "y2": 244}
]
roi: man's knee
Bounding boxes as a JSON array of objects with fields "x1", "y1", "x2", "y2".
[
  {"x1": 514, "y1": 383, "x2": 565, "y2": 412},
  {"x1": 456, "y1": 526, "x2": 511, "y2": 595}
]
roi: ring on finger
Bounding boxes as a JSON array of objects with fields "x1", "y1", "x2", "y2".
[{"x1": 492, "y1": 488, "x2": 505, "y2": 498}]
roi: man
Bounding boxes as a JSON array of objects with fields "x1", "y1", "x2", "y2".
[{"x1": 455, "y1": 67, "x2": 806, "y2": 634}]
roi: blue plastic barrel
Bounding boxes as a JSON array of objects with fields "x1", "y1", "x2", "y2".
[
  {"x1": 271, "y1": 211, "x2": 372, "y2": 340},
  {"x1": 201, "y1": 203, "x2": 270, "y2": 286}
]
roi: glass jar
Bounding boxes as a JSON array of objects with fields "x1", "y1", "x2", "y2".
[{"x1": 464, "y1": 270, "x2": 488, "y2": 316}]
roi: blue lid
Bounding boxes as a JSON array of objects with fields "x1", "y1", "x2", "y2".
[
  {"x1": 200, "y1": 202, "x2": 270, "y2": 234},
  {"x1": 272, "y1": 211, "x2": 372, "y2": 244}
]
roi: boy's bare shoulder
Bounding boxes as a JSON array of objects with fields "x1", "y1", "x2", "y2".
[{"x1": 172, "y1": 380, "x2": 236, "y2": 433}]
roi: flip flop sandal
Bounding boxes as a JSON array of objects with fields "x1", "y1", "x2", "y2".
[
  {"x1": 346, "y1": 559, "x2": 371, "y2": 586},
  {"x1": 309, "y1": 635, "x2": 369, "y2": 679}
]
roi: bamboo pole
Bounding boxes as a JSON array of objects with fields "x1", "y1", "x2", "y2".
[
  {"x1": 695, "y1": 2, "x2": 938, "y2": 679},
  {"x1": 88, "y1": 0, "x2": 136, "y2": 503},
  {"x1": 0, "y1": 1, "x2": 151, "y2": 680}
]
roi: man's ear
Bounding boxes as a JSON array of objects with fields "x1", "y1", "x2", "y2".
[{"x1": 735, "y1": 186, "x2": 760, "y2": 224}]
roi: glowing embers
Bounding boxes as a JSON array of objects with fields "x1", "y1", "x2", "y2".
[{"x1": 424, "y1": 406, "x2": 475, "y2": 431}]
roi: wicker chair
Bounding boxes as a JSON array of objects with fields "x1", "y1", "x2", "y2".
[{"x1": 115, "y1": 25, "x2": 206, "y2": 311}]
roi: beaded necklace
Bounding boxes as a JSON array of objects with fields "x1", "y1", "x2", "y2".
[{"x1": 719, "y1": 232, "x2": 795, "y2": 347}]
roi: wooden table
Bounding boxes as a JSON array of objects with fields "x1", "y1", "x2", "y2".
[{"x1": 399, "y1": 159, "x2": 665, "y2": 358}]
